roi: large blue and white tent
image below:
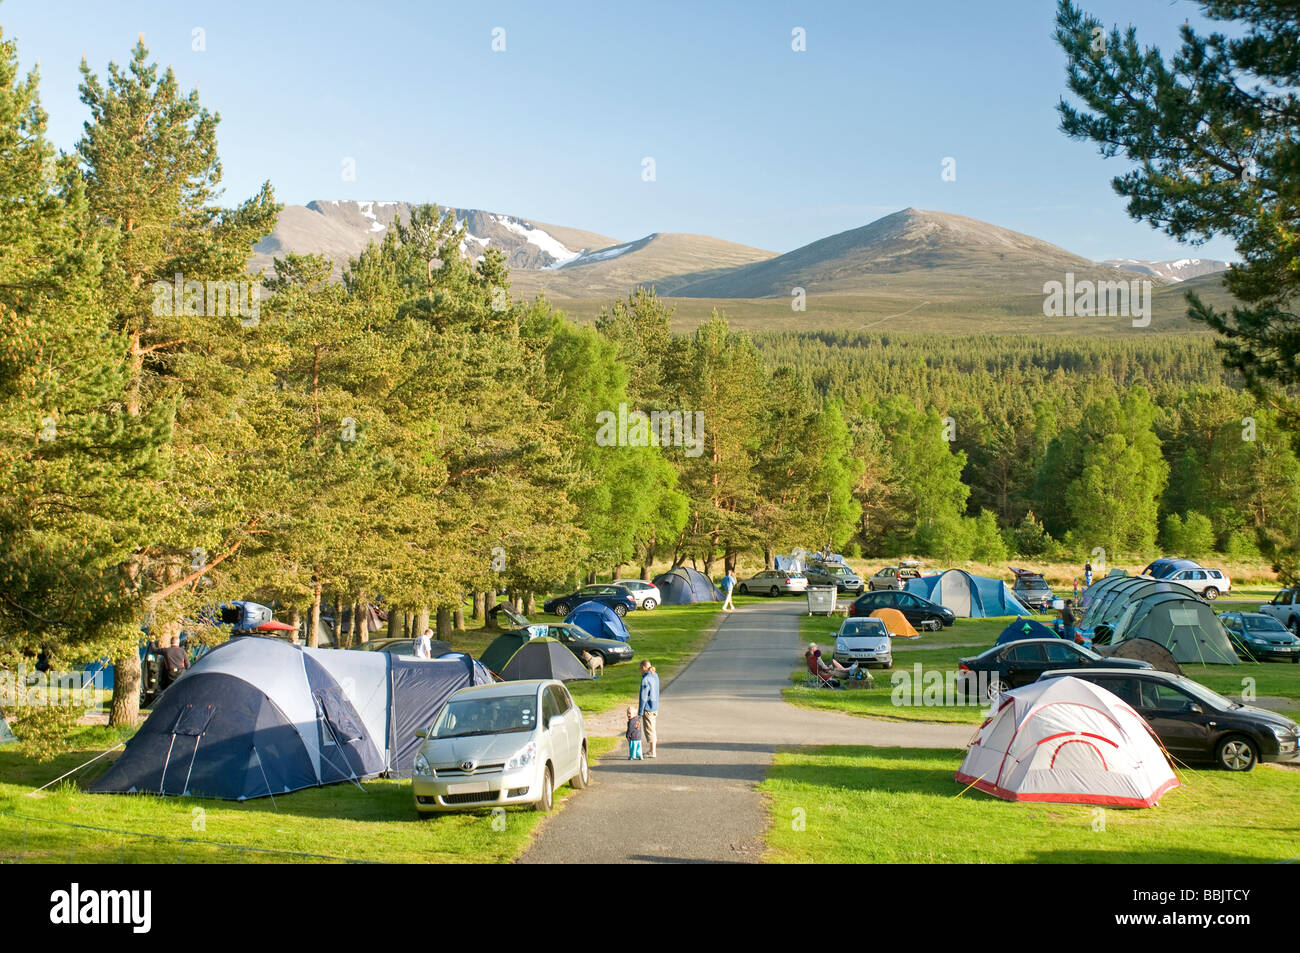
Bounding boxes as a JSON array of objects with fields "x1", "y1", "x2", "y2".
[
  {"x1": 906, "y1": 569, "x2": 1033, "y2": 618},
  {"x1": 90, "y1": 636, "x2": 490, "y2": 800}
]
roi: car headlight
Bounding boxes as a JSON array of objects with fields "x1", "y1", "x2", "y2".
[
  {"x1": 414, "y1": 753, "x2": 433, "y2": 776},
  {"x1": 506, "y1": 741, "x2": 537, "y2": 771},
  {"x1": 1268, "y1": 724, "x2": 1297, "y2": 741},
  {"x1": 836, "y1": 640, "x2": 845, "y2": 652}
]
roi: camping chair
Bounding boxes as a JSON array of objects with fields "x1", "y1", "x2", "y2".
[{"x1": 804, "y1": 652, "x2": 839, "y2": 689}]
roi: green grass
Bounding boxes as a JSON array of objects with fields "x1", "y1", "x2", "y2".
[
  {"x1": 0, "y1": 728, "x2": 619, "y2": 863},
  {"x1": 761, "y1": 746, "x2": 1300, "y2": 863}
]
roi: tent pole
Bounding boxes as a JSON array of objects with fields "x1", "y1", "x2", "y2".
[
  {"x1": 180, "y1": 731, "x2": 206, "y2": 796},
  {"x1": 251, "y1": 745, "x2": 278, "y2": 810},
  {"x1": 158, "y1": 735, "x2": 178, "y2": 794}
]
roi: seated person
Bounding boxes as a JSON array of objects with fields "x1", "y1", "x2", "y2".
[{"x1": 805, "y1": 643, "x2": 856, "y2": 682}]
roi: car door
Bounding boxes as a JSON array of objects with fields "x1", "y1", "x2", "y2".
[
  {"x1": 540, "y1": 686, "x2": 565, "y2": 772},
  {"x1": 1003, "y1": 642, "x2": 1048, "y2": 686},
  {"x1": 548, "y1": 685, "x2": 579, "y2": 777},
  {"x1": 1043, "y1": 639, "x2": 1085, "y2": 674},
  {"x1": 1134, "y1": 681, "x2": 1213, "y2": 759}
]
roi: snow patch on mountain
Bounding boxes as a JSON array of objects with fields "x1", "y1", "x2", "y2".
[{"x1": 493, "y1": 214, "x2": 581, "y2": 265}]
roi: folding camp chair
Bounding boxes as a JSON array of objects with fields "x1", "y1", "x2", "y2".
[{"x1": 804, "y1": 653, "x2": 839, "y2": 689}]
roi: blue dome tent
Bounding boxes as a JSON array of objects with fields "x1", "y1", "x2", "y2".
[
  {"x1": 89, "y1": 636, "x2": 490, "y2": 800},
  {"x1": 565, "y1": 600, "x2": 632, "y2": 642},
  {"x1": 994, "y1": 618, "x2": 1059, "y2": 645},
  {"x1": 907, "y1": 569, "x2": 1033, "y2": 618}
]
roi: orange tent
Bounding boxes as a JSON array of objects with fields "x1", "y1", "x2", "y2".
[{"x1": 870, "y1": 607, "x2": 919, "y2": 639}]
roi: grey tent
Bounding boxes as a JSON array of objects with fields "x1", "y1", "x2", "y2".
[
  {"x1": 497, "y1": 636, "x2": 592, "y2": 682},
  {"x1": 1081, "y1": 577, "x2": 1197, "y2": 631},
  {"x1": 1108, "y1": 593, "x2": 1239, "y2": 666},
  {"x1": 1095, "y1": 637, "x2": 1183, "y2": 675},
  {"x1": 652, "y1": 567, "x2": 722, "y2": 604}
]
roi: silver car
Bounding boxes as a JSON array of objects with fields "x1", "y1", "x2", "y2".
[
  {"x1": 833, "y1": 617, "x2": 893, "y2": 668},
  {"x1": 411, "y1": 680, "x2": 588, "y2": 814},
  {"x1": 737, "y1": 569, "x2": 809, "y2": 596}
]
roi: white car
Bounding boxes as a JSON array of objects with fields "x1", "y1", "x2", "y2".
[
  {"x1": 617, "y1": 579, "x2": 661, "y2": 610},
  {"x1": 833, "y1": 616, "x2": 893, "y2": 669},
  {"x1": 1166, "y1": 567, "x2": 1231, "y2": 600},
  {"x1": 737, "y1": 569, "x2": 809, "y2": 596},
  {"x1": 411, "y1": 680, "x2": 588, "y2": 814}
]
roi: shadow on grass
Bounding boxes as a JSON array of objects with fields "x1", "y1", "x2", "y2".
[{"x1": 768, "y1": 745, "x2": 962, "y2": 796}]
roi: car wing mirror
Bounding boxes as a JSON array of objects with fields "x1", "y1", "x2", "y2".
[
  {"x1": 1186, "y1": 704, "x2": 1203, "y2": 714},
  {"x1": 548, "y1": 715, "x2": 564, "y2": 731},
  {"x1": 414, "y1": 728, "x2": 428, "y2": 739}
]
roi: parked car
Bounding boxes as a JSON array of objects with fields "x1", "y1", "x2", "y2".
[
  {"x1": 804, "y1": 561, "x2": 865, "y2": 594},
  {"x1": 1010, "y1": 569, "x2": 1055, "y2": 611},
  {"x1": 1259, "y1": 588, "x2": 1300, "y2": 635},
  {"x1": 848, "y1": 589, "x2": 954, "y2": 631},
  {"x1": 832, "y1": 616, "x2": 892, "y2": 668},
  {"x1": 1038, "y1": 668, "x2": 1300, "y2": 771},
  {"x1": 868, "y1": 565, "x2": 922, "y2": 591},
  {"x1": 355, "y1": 637, "x2": 450, "y2": 657},
  {"x1": 543, "y1": 584, "x2": 636, "y2": 618},
  {"x1": 1165, "y1": 566, "x2": 1231, "y2": 600},
  {"x1": 411, "y1": 680, "x2": 588, "y2": 813},
  {"x1": 616, "y1": 579, "x2": 661, "y2": 611},
  {"x1": 520, "y1": 622, "x2": 634, "y2": 666},
  {"x1": 957, "y1": 638, "x2": 1151, "y2": 700},
  {"x1": 736, "y1": 569, "x2": 808, "y2": 596},
  {"x1": 1218, "y1": 612, "x2": 1300, "y2": 663},
  {"x1": 1141, "y1": 557, "x2": 1202, "y2": 580}
]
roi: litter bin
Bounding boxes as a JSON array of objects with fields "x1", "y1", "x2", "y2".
[{"x1": 806, "y1": 586, "x2": 837, "y2": 616}]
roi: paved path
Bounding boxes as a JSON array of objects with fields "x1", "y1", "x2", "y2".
[{"x1": 519, "y1": 599, "x2": 971, "y2": 864}]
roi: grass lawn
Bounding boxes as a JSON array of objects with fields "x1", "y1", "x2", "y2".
[
  {"x1": 761, "y1": 745, "x2": 1300, "y2": 863},
  {"x1": 0, "y1": 726, "x2": 619, "y2": 863}
]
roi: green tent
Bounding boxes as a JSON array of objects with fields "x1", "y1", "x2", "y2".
[
  {"x1": 1110, "y1": 593, "x2": 1239, "y2": 666},
  {"x1": 480, "y1": 630, "x2": 532, "y2": 675},
  {"x1": 497, "y1": 637, "x2": 592, "y2": 683}
]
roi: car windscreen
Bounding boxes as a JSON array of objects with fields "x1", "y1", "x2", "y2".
[
  {"x1": 1174, "y1": 678, "x2": 1238, "y2": 711},
  {"x1": 1243, "y1": 615, "x2": 1288, "y2": 634},
  {"x1": 431, "y1": 694, "x2": 537, "y2": 738},
  {"x1": 839, "y1": 621, "x2": 885, "y2": 637}
]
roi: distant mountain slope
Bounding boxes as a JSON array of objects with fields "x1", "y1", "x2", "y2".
[
  {"x1": 1104, "y1": 257, "x2": 1231, "y2": 282},
  {"x1": 506, "y1": 232, "x2": 777, "y2": 299},
  {"x1": 250, "y1": 200, "x2": 620, "y2": 275},
  {"x1": 668, "y1": 208, "x2": 1132, "y2": 298}
]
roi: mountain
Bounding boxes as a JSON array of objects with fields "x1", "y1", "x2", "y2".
[
  {"x1": 1103, "y1": 257, "x2": 1231, "y2": 282},
  {"x1": 506, "y1": 233, "x2": 777, "y2": 299},
  {"x1": 666, "y1": 208, "x2": 1133, "y2": 298},
  {"x1": 250, "y1": 200, "x2": 620, "y2": 275}
]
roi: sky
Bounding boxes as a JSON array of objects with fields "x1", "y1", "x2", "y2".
[{"x1": 2, "y1": 0, "x2": 1239, "y2": 262}]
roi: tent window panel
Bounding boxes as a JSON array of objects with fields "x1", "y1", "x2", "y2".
[
  {"x1": 315, "y1": 688, "x2": 364, "y2": 743},
  {"x1": 171, "y1": 704, "x2": 215, "y2": 737}
]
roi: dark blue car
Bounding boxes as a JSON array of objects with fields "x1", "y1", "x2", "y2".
[{"x1": 543, "y1": 584, "x2": 637, "y2": 618}]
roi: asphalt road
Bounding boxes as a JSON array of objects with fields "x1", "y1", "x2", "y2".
[{"x1": 518, "y1": 598, "x2": 971, "y2": 864}]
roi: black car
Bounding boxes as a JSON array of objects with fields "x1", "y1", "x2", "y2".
[
  {"x1": 804, "y1": 561, "x2": 865, "y2": 594},
  {"x1": 848, "y1": 589, "x2": 955, "y2": 631},
  {"x1": 1218, "y1": 612, "x2": 1300, "y2": 663},
  {"x1": 958, "y1": 638, "x2": 1151, "y2": 700},
  {"x1": 1039, "y1": 668, "x2": 1300, "y2": 771},
  {"x1": 520, "y1": 622, "x2": 634, "y2": 666},
  {"x1": 543, "y1": 584, "x2": 636, "y2": 618}
]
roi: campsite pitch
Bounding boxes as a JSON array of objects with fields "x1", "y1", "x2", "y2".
[{"x1": 761, "y1": 746, "x2": 1300, "y2": 864}]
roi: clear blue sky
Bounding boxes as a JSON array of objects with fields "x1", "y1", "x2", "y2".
[{"x1": 3, "y1": 0, "x2": 1238, "y2": 261}]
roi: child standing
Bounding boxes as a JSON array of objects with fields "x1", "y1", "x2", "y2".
[{"x1": 626, "y1": 706, "x2": 644, "y2": 760}]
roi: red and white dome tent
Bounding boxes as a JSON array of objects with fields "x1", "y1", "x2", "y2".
[{"x1": 956, "y1": 675, "x2": 1179, "y2": 807}]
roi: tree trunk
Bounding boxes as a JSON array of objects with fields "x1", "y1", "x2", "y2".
[
  {"x1": 356, "y1": 593, "x2": 369, "y2": 645},
  {"x1": 436, "y1": 606, "x2": 452, "y2": 640},
  {"x1": 472, "y1": 591, "x2": 485, "y2": 621},
  {"x1": 525, "y1": 591, "x2": 536, "y2": 615},
  {"x1": 764, "y1": 545, "x2": 774, "y2": 570},
  {"x1": 453, "y1": 607, "x2": 465, "y2": 632},
  {"x1": 485, "y1": 592, "x2": 499, "y2": 629},
  {"x1": 108, "y1": 641, "x2": 142, "y2": 727},
  {"x1": 703, "y1": 554, "x2": 715, "y2": 577},
  {"x1": 333, "y1": 592, "x2": 345, "y2": 648},
  {"x1": 641, "y1": 537, "x2": 656, "y2": 580},
  {"x1": 390, "y1": 607, "x2": 406, "y2": 641},
  {"x1": 612, "y1": 564, "x2": 622, "y2": 581},
  {"x1": 309, "y1": 578, "x2": 322, "y2": 648},
  {"x1": 416, "y1": 606, "x2": 430, "y2": 639},
  {"x1": 290, "y1": 609, "x2": 301, "y2": 644}
]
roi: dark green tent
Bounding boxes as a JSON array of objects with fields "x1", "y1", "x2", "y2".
[
  {"x1": 498, "y1": 637, "x2": 592, "y2": 682},
  {"x1": 480, "y1": 630, "x2": 531, "y2": 674},
  {"x1": 1110, "y1": 593, "x2": 1239, "y2": 666}
]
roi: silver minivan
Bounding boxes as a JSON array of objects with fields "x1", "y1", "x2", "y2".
[{"x1": 411, "y1": 679, "x2": 588, "y2": 814}]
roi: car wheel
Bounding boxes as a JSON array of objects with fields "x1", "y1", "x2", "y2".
[
  {"x1": 642, "y1": 598, "x2": 657, "y2": 611},
  {"x1": 1216, "y1": 735, "x2": 1257, "y2": 772},
  {"x1": 769, "y1": 586, "x2": 780, "y2": 597},
  {"x1": 1289, "y1": 619, "x2": 1298, "y2": 636},
  {"x1": 553, "y1": 602, "x2": 570, "y2": 618},
  {"x1": 1203, "y1": 587, "x2": 1219, "y2": 600},
  {"x1": 739, "y1": 584, "x2": 749, "y2": 595},
  {"x1": 613, "y1": 604, "x2": 627, "y2": 618},
  {"x1": 986, "y1": 675, "x2": 1010, "y2": 700},
  {"x1": 570, "y1": 744, "x2": 589, "y2": 790},
  {"x1": 534, "y1": 764, "x2": 555, "y2": 811}
]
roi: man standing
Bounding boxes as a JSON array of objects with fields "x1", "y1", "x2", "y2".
[
  {"x1": 1083, "y1": 561, "x2": 1094, "y2": 587},
  {"x1": 414, "y1": 627, "x2": 433, "y2": 659},
  {"x1": 1060, "y1": 600, "x2": 1079, "y2": 644},
  {"x1": 639, "y1": 660, "x2": 660, "y2": 758},
  {"x1": 151, "y1": 632, "x2": 188, "y2": 691},
  {"x1": 721, "y1": 568, "x2": 736, "y2": 611}
]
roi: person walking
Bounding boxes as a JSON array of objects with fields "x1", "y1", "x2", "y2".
[
  {"x1": 625, "y1": 706, "x2": 644, "y2": 760},
  {"x1": 1083, "y1": 561, "x2": 1094, "y2": 587},
  {"x1": 721, "y1": 568, "x2": 736, "y2": 611},
  {"x1": 638, "y1": 660, "x2": 660, "y2": 758}
]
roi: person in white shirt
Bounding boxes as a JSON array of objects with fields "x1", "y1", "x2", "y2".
[{"x1": 414, "y1": 627, "x2": 434, "y2": 659}]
